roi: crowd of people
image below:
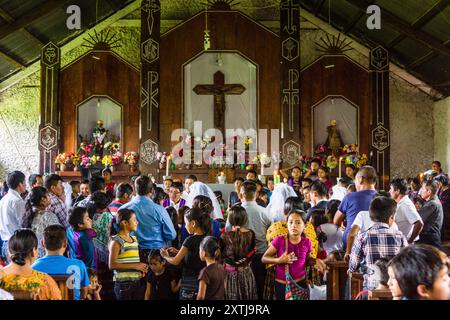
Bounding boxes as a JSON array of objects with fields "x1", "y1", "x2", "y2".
[{"x1": 0, "y1": 160, "x2": 449, "y2": 301}]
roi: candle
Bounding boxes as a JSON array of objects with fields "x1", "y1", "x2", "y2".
[
  {"x1": 339, "y1": 157, "x2": 343, "y2": 180},
  {"x1": 274, "y1": 170, "x2": 280, "y2": 185},
  {"x1": 261, "y1": 163, "x2": 264, "y2": 177},
  {"x1": 166, "y1": 155, "x2": 171, "y2": 177}
]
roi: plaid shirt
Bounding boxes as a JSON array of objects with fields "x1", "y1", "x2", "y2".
[
  {"x1": 349, "y1": 222, "x2": 407, "y2": 273},
  {"x1": 48, "y1": 192, "x2": 69, "y2": 229}
]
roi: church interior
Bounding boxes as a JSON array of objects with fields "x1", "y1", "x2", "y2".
[{"x1": 0, "y1": 0, "x2": 449, "y2": 303}]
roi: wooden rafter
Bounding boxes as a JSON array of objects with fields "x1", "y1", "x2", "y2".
[
  {"x1": 22, "y1": 28, "x2": 45, "y2": 46},
  {"x1": 346, "y1": 0, "x2": 450, "y2": 59},
  {"x1": 314, "y1": 0, "x2": 327, "y2": 15},
  {"x1": 344, "y1": 0, "x2": 376, "y2": 34},
  {"x1": 0, "y1": 49, "x2": 25, "y2": 68},
  {"x1": 0, "y1": 6, "x2": 15, "y2": 24},
  {"x1": 407, "y1": 52, "x2": 438, "y2": 70},
  {"x1": 0, "y1": 0, "x2": 69, "y2": 42},
  {"x1": 387, "y1": 0, "x2": 449, "y2": 49}
]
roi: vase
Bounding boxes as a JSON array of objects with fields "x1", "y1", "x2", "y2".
[
  {"x1": 110, "y1": 166, "x2": 115, "y2": 172},
  {"x1": 73, "y1": 165, "x2": 80, "y2": 172},
  {"x1": 60, "y1": 164, "x2": 66, "y2": 171}
]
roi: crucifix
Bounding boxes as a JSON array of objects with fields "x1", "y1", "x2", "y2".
[{"x1": 193, "y1": 71, "x2": 246, "y2": 136}]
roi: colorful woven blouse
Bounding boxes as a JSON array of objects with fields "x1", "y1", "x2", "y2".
[
  {"x1": 111, "y1": 235, "x2": 142, "y2": 282},
  {"x1": 0, "y1": 270, "x2": 62, "y2": 300}
]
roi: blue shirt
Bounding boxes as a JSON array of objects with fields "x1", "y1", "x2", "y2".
[
  {"x1": 32, "y1": 254, "x2": 90, "y2": 300},
  {"x1": 339, "y1": 189, "x2": 378, "y2": 247},
  {"x1": 120, "y1": 195, "x2": 176, "y2": 249}
]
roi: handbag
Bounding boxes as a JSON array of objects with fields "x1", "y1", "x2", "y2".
[{"x1": 284, "y1": 236, "x2": 310, "y2": 300}]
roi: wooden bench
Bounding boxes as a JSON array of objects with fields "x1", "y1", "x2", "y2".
[
  {"x1": 349, "y1": 272, "x2": 364, "y2": 300},
  {"x1": 325, "y1": 260, "x2": 349, "y2": 300},
  {"x1": 369, "y1": 289, "x2": 393, "y2": 300},
  {"x1": 51, "y1": 274, "x2": 75, "y2": 300},
  {"x1": 8, "y1": 290, "x2": 37, "y2": 300}
]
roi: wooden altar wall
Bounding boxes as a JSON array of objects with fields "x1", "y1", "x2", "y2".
[
  {"x1": 59, "y1": 51, "x2": 140, "y2": 155},
  {"x1": 159, "y1": 11, "x2": 281, "y2": 153},
  {"x1": 300, "y1": 55, "x2": 371, "y2": 156}
]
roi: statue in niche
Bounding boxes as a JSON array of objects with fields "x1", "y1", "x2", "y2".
[
  {"x1": 325, "y1": 120, "x2": 343, "y2": 154},
  {"x1": 92, "y1": 120, "x2": 108, "y2": 156}
]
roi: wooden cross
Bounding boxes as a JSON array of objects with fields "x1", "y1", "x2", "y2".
[{"x1": 193, "y1": 71, "x2": 246, "y2": 135}]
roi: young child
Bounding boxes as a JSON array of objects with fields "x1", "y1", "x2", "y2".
[
  {"x1": 70, "y1": 181, "x2": 81, "y2": 203},
  {"x1": 145, "y1": 250, "x2": 180, "y2": 300},
  {"x1": 160, "y1": 208, "x2": 210, "y2": 300},
  {"x1": 86, "y1": 269, "x2": 102, "y2": 300},
  {"x1": 102, "y1": 168, "x2": 115, "y2": 200},
  {"x1": 313, "y1": 201, "x2": 343, "y2": 256},
  {"x1": 177, "y1": 206, "x2": 190, "y2": 245},
  {"x1": 330, "y1": 177, "x2": 352, "y2": 201},
  {"x1": 262, "y1": 210, "x2": 325, "y2": 300},
  {"x1": 258, "y1": 189, "x2": 269, "y2": 207},
  {"x1": 317, "y1": 166, "x2": 333, "y2": 195},
  {"x1": 67, "y1": 207, "x2": 97, "y2": 271},
  {"x1": 280, "y1": 166, "x2": 303, "y2": 196},
  {"x1": 387, "y1": 244, "x2": 450, "y2": 300},
  {"x1": 304, "y1": 158, "x2": 321, "y2": 181},
  {"x1": 214, "y1": 191, "x2": 227, "y2": 217},
  {"x1": 345, "y1": 164, "x2": 356, "y2": 181},
  {"x1": 220, "y1": 206, "x2": 257, "y2": 300},
  {"x1": 354, "y1": 257, "x2": 390, "y2": 300},
  {"x1": 108, "y1": 209, "x2": 148, "y2": 300},
  {"x1": 197, "y1": 236, "x2": 226, "y2": 300}
]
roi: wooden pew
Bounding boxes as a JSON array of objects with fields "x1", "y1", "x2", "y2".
[
  {"x1": 325, "y1": 260, "x2": 349, "y2": 300},
  {"x1": 349, "y1": 272, "x2": 364, "y2": 300},
  {"x1": 51, "y1": 274, "x2": 74, "y2": 300},
  {"x1": 8, "y1": 290, "x2": 37, "y2": 300},
  {"x1": 369, "y1": 289, "x2": 393, "y2": 300}
]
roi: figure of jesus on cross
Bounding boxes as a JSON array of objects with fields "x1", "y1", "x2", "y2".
[{"x1": 193, "y1": 71, "x2": 246, "y2": 136}]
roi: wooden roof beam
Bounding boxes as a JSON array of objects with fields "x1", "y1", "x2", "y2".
[
  {"x1": 314, "y1": 0, "x2": 327, "y2": 15},
  {"x1": 345, "y1": 0, "x2": 450, "y2": 59},
  {"x1": 0, "y1": 49, "x2": 25, "y2": 68},
  {"x1": 344, "y1": 1, "x2": 376, "y2": 34},
  {"x1": 0, "y1": 6, "x2": 15, "y2": 24}
]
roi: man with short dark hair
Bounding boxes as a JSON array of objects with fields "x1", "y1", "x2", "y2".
[
  {"x1": 108, "y1": 183, "x2": 133, "y2": 215},
  {"x1": 32, "y1": 225, "x2": 90, "y2": 300},
  {"x1": 418, "y1": 180, "x2": 444, "y2": 248},
  {"x1": 45, "y1": 174, "x2": 69, "y2": 228},
  {"x1": 75, "y1": 176, "x2": 106, "y2": 208},
  {"x1": 73, "y1": 180, "x2": 90, "y2": 206},
  {"x1": 120, "y1": 176, "x2": 176, "y2": 262},
  {"x1": 348, "y1": 197, "x2": 407, "y2": 283},
  {"x1": 246, "y1": 170, "x2": 257, "y2": 181},
  {"x1": 389, "y1": 178, "x2": 423, "y2": 243},
  {"x1": 0, "y1": 171, "x2": 27, "y2": 258},
  {"x1": 163, "y1": 181, "x2": 185, "y2": 210},
  {"x1": 29, "y1": 174, "x2": 44, "y2": 189},
  {"x1": 307, "y1": 181, "x2": 329, "y2": 220}
]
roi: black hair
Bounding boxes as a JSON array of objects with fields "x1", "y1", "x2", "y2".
[
  {"x1": 234, "y1": 177, "x2": 245, "y2": 183},
  {"x1": 266, "y1": 176, "x2": 274, "y2": 182},
  {"x1": 200, "y1": 236, "x2": 220, "y2": 260},
  {"x1": 434, "y1": 174, "x2": 449, "y2": 186},
  {"x1": 192, "y1": 195, "x2": 214, "y2": 215},
  {"x1": 8, "y1": 229, "x2": 38, "y2": 266},
  {"x1": 326, "y1": 199, "x2": 341, "y2": 221},
  {"x1": 284, "y1": 196, "x2": 304, "y2": 215},
  {"x1": 23, "y1": 186, "x2": 49, "y2": 228},
  {"x1": 329, "y1": 250, "x2": 346, "y2": 261},
  {"x1": 152, "y1": 187, "x2": 168, "y2": 204},
  {"x1": 302, "y1": 178, "x2": 313, "y2": 186},
  {"x1": 86, "y1": 191, "x2": 109, "y2": 219},
  {"x1": 228, "y1": 205, "x2": 248, "y2": 228},
  {"x1": 43, "y1": 225, "x2": 67, "y2": 251},
  {"x1": 165, "y1": 206, "x2": 178, "y2": 234},
  {"x1": 70, "y1": 180, "x2": 81, "y2": 187},
  {"x1": 185, "y1": 175, "x2": 198, "y2": 182},
  {"x1": 89, "y1": 176, "x2": 106, "y2": 193},
  {"x1": 292, "y1": 166, "x2": 302, "y2": 172},
  {"x1": 177, "y1": 205, "x2": 190, "y2": 225},
  {"x1": 102, "y1": 168, "x2": 112, "y2": 175},
  {"x1": 44, "y1": 173, "x2": 62, "y2": 191},
  {"x1": 185, "y1": 207, "x2": 211, "y2": 235},
  {"x1": 373, "y1": 257, "x2": 391, "y2": 287},
  {"x1": 7, "y1": 171, "x2": 25, "y2": 190},
  {"x1": 310, "y1": 181, "x2": 328, "y2": 197},
  {"x1": 432, "y1": 160, "x2": 442, "y2": 167},
  {"x1": 116, "y1": 183, "x2": 133, "y2": 198},
  {"x1": 310, "y1": 209, "x2": 328, "y2": 228},
  {"x1": 227, "y1": 205, "x2": 253, "y2": 258},
  {"x1": 259, "y1": 189, "x2": 268, "y2": 197},
  {"x1": 318, "y1": 166, "x2": 329, "y2": 174},
  {"x1": 214, "y1": 190, "x2": 223, "y2": 200},
  {"x1": 377, "y1": 190, "x2": 391, "y2": 198},
  {"x1": 345, "y1": 164, "x2": 356, "y2": 171},
  {"x1": 255, "y1": 180, "x2": 264, "y2": 188},
  {"x1": 286, "y1": 209, "x2": 307, "y2": 224},
  {"x1": 369, "y1": 196, "x2": 397, "y2": 223},
  {"x1": 347, "y1": 184, "x2": 356, "y2": 193},
  {"x1": 246, "y1": 170, "x2": 257, "y2": 177},
  {"x1": 171, "y1": 181, "x2": 184, "y2": 193},
  {"x1": 241, "y1": 180, "x2": 257, "y2": 199},
  {"x1": 29, "y1": 174, "x2": 43, "y2": 187},
  {"x1": 87, "y1": 268, "x2": 97, "y2": 279},
  {"x1": 135, "y1": 176, "x2": 153, "y2": 196},
  {"x1": 81, "y1": 179, "x2": 90, "y2": 185},
  {"x1": 148, "y1": 249, "x2": 165, "y2": 263},
  {"x1": 110, "y1": 209, "x2": 136, "y2": 236},
  {"x1": 163, "y1": 177, "x2": 173, "y2": 183},
  {"x1": 68, "y1": 207, "x2": 88, "y2": 231},
  {"x1": 390, "y1": 178, "x2": 408, "y2": 195},
  {"x1": 311, "y1": 158, "x2": 321, "y2": 166},
  {"x1": 423, "y1": 180, "x2": 439, "y2": 195},
  {"x1": 387, "y1": 244, "x2": 447, "y2": 300},
  {"x1": 338, "y1": 176, "x2": 352, "y2": 187},
  {"x1": 357, "y1": 166, "x2": 378, "y2": 184}
]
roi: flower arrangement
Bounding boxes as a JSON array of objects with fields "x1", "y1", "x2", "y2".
[
  {"x1": 124, "y1": 151, "x2": 139, "y2": 165},
  {"x1": 326, "y1": 155, "x2": 338, "y2": 169},
  {"x1": 314, "y1": 144, "x2": 328, "y2": 154},
  {"x1": 157, "y1": 152, "x2": 167, "y2": 169},
  {"x1": 90, "y1": 155, "x2": 101, "y2": 166},
  {"x1": 104, "y1": 142, "x2": 120, "y2": 154},
  {"x1": 71, "y1": 154, "x2": 81, "y2": 167},
  {"x1": 55, "y1": 153, "x2": 70, "y2": 165},
  {"x1": 80, "y1": 154, "x2": 91, "y2": 168},
  {"x1": 253, "y1": 152, "x2": 271, "y2": 166},
  {"x1": 102, "y1": 155, "x2": 113, "y2": 167},
  {"x1": 112, "y1": 151, "x2": 122, "y2": 166},
  {"x1": 356, "y1": 153, "x2": 368, "y2": 168},
  {"x1": 342, "y1": 144, "x2": 358, "y2": 154},
  {"x1": 79, "y1": 142, "x2": 94, "y2": 155},
  {"x1": 243, "y1": 136, "x2": 254, "y2": 146}
]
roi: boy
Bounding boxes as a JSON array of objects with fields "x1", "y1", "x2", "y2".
[
  {"x1": 32, "y1": 225, "x2": 90, "y2": 300},
  {"x1": 108, "y1": 183, "x2": 133, "y2": 215},
  {"x1": 387, "y1": 244, "x2": 450, "y2": 300},
  {"x1": 67, "y1": 207, "x2": 97, "y2": 271},
  {"x1": 145, "y1": 250, "x2": 180, "y2": 300},
  {"x1": 163, "y1": 178, "x2": 173, "y2": 195},
  {"x1": 86, "y1": 269, "x2": 102, "y2": 300},
  {"x1": 330, "y1": 176, "x2": 352, "y2": 201},
  {"x1": 70, "y1": 180, "x2": 81, "y2": 203},
  {"x1": 304, "y1": 158, "x2": 321, "y2": 181},
  {"x1": 348, "y1": 196, "x2": 407, "y2": 283}
]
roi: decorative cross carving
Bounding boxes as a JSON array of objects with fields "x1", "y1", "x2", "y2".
[{"x1": 281, "y1": 0, "x2": 299, "y2": 35}]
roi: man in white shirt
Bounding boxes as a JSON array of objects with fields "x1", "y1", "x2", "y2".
[
  {"x1": 225, "y1": 180, "x2": 272, "y2": 299},
  {"x1": 181, "y1": 174, "x2": 197, "y2": 201},
  {"x1": 389, "y1": 178, "x2": 423, "y2": 243},
  {"x1": 0, "y1": 171, "x2": 27, "y2": 258}
]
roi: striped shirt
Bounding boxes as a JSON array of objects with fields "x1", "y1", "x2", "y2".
[
  {"x1": 349, "y1": 222, "x2": 407, "y2": 273},
  {"x1": 111, "y1": 235, "x2": 142, "y2": 282}
]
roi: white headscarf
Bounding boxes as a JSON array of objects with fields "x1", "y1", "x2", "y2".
[
  {"x1": 185, "y1": 181, "x2": 223, "y2": 220},
  {"x1": 267, "y1": 183, "x2": 298, "y2": 222}
]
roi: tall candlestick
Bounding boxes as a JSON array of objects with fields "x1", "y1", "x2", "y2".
[
  {"x1": 274, "y1": 170, "x2": 280, "y2": 185},
  {"x1": 339, "y1": 157, "x2": 343, "y2": 180},
  {"x1": 166, "y1": 155, "x2": 171, "y2": 178}
]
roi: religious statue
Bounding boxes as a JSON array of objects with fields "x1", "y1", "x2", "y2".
[
  {"x1": 92, "y1": 120, "x2": 108, "y2": 156},
  {"x1": 325, "y1": 120, "x2": 343, "y2": 154}
]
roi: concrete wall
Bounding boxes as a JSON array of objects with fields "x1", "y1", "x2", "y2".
[{"x1": 434, "y1": 97, "x2": 450, "y2": 174}]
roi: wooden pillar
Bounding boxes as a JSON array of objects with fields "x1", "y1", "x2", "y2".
[
  {"x1": 139, "y1": 0, "x2": 161, "y2": 174},
  {"x1": 369, "y1": 46, "x2": 390, "y2": 190},
  {"x1": 280, "y1": 0, "x2": 301, "y2": 167},
  {"x1": 39, "y1": 42, "x2": 60, "y2": 174}
]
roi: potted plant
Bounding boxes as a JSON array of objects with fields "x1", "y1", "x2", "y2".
[{"x1": 124, "y1": 151, "x2": 139, "y2": 172}]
